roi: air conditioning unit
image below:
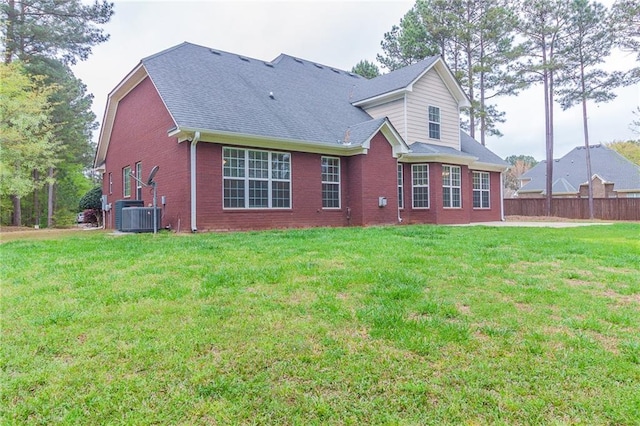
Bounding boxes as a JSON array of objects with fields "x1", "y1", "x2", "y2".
[
  {"x1": 114, "y1": 199, "x2": 144, "y2": 231},
  {"x1": 120, "y1": 207, "x2": 162, "y2": 233}
]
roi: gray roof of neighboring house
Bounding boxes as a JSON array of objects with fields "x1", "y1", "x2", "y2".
[
  {"x1": 142, "y1": 42, "x2": 375, "y2": 146},
  {"x1": 350, "y1": 56, "x2": 440, "y2": 103},
  {"x1": 410, "y1": 131, "x2": 509, "y2": 166},
  {"x1": 519, "y1": 144, "x2": 640, "y2": 194}
]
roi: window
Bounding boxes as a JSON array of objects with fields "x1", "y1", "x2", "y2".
[
  {"x1": 321, "y1": 157, "x2": 340, "y2": 208},
  {"x1": 108, "y1": 172, "x2": 113, "y2": 195},
  {"x1": 473, "y1": 172, "x2": 490, "y2": 208},
  {"x1": 398, "y1": 163, "x2": 404, "y2": 209},
  {"x1": 412, "y1": 164, "x2": 429, "y2": 208},
  {"x1": 428, "y1": 106, "x2": 440, "y2": 140},
  {"x1": 123, "y1": 166, "x2": 131, "y2": 198},
  {"x1": 223, "y1": 147, "x2": 290, "y2": 209},
  {"x1": 135, "y1": 162, "x2": 142, "y2": 200},
  {"x1": 442, "y1": 165, "x2": 461, "y2": 208}
]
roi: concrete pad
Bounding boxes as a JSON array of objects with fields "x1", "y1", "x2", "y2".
[{"x1": 450, "y1": 221, "x2": 614, "y2": 228}]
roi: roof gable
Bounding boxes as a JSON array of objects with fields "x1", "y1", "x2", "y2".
[{"x1": 351, "y1": 56, "x2": 470, "y2": 108}]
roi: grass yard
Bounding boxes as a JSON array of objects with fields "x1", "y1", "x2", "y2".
[{"x1": 1, "y1": 224, "x2": 639, "y2": 425}]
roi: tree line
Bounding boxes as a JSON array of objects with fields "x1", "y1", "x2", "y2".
[
  {"x1": 1, "y1": 0, "x2": 114, "y2": 227},
  {"x1": 353, "y1": 0, "x2": 639, "y2": 216}
]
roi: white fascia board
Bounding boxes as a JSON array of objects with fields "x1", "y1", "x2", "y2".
[
  {"x1": 360, "y1": 120, "x2": 410, "y2": 158},
  {"x1": 469, "y1": 161, "x2": 510, "y2": 173},
  {"x1": 351, "y1": 88, "x2": 407, "y2": 108},
  {"x1": 398, "y1": 152, "x2": 478, "y2": 166},
  {"x1": 432, "y1": 61, "x2": 471, "y2": 108},
  {"x1": 173, "y1": 127, "x2": 368, "y2": 156},
  {"x1": 94, "y1": 63, "x2": 150, "y2": 168}
]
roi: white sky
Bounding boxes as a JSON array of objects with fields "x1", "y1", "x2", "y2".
[{"x1": 72, "y1": 0, "x2": 640, "y2": 161}]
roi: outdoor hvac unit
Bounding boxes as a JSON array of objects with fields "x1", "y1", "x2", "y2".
[
  {"x1": 120, "y1": 207, "x2": 162, "y2": 233},
  {"x1": 114, "y1": 199, "x2": 144, "y2": 231}
]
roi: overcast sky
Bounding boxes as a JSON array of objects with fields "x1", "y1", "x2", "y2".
[{"x1": 72, "y1": 0, "x2": 639, "y2": 161}]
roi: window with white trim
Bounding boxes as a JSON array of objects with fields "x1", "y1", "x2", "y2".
[
  {"x1": 442, "y1": 165, "x2": 461, "y2": 208},
  {"x1": 321, "y1": 157, "x2": 340, "y2": 208},
  {"x1": 412, "y1": 164, "x2": 429, "y2": 208},
  {"x1": 473, "y1": 171, "x2": 490, "y2": 208},
  {"x1": 123, "y1": 166, "x2": 131, "y2": 198},
  {"x1": 398, "y1": 163, "x2": 404, "y2": 209},
  {"x1": 223, "y1": 147, "x2": 291, "y2": 209},
  {"x1": 135, "y1": 162, "x2": 142, "y2": 200},
  {"x1": 428, "y1": 106, "x2": 440, "y2": 140}
]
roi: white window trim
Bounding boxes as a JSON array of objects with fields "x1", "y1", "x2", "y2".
[
  {"x1": 123, "y1": 166, "x2": 131, "y2": 198},
  {"x1": 411, "y1": 164, "x2": 430, "y2": 209},
  {"x1": 321, "y1": 156, "x2": 341, "y2": 209},
  {"x1": 398, "y1": 163, "x2": 404, "y2": 209},
  {"x1": 108, "y1": 172, "x2": 113, "y2": 195},
  {"x1": 442, "y1": 165, "x2": 461, "y2": 209},
  {"x1": 473, "y1": 171, "x2": 491, "y2": 209},
  {"x1": 222, "y1": 147, "x2": 292, "y2": 210},
  {"x1": 135, "y1": 162, "x2": 142, "y2": 200},
  {"x1": 428, "y1": 105, "x2": 441, "y2": 140}
]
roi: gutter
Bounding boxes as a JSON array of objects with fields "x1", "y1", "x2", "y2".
[{"x1": 190, "y1": 131, "x2": 201, "y2": 232}]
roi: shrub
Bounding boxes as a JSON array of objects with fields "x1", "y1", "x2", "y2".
[
  {"x1": 79, "y1": 186, "x2": 103, "y2": 211},
  {"x1": 79, "y1": 187, "x2": 103, "y2": 226}
]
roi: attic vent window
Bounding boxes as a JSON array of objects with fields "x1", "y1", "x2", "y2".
[
  {"x1": 239, "y1": 56, "x2": 249, "y2": 62},
  {"x1": 210, "y1": 49, "x2": 221, "y2": 55},
  {"x1": 294, "y1": 58, "x2": 303, "y2": 64}
]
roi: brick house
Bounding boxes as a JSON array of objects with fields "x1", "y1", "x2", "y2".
[
  {"x1": 517, "y1": 144, "x2": 640, "y2": 199},
  {"x1": 94, "y1": 42, "x2": 508, "y2": 232}
]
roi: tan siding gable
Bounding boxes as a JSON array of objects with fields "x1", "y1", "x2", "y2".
[
  {"x1": 406, "y1": 69, "x2": 460, "y2": 149},
  {"x1": 364, "y1": 98, "x2": 405, "y2": 139}
]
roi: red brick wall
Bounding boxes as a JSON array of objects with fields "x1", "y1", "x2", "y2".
[
  {"x1": 103, "y1": 77, "x2": 191, "y2": 230},
  {"x1": 194, "y1": 131, "x2": 400, "y2": 231},
  {"x1": 351, "y1": 133, "x2": 401, "y2": 226},
  {"x1": 195, "y1": 144, "x2": 349, "y2": 231},
  {"x1": 399, "y1": 163, "x2": 503, "y2": 224},
  {"x1": 104, "y1": 80, "x2": 503, "y2": 231}
]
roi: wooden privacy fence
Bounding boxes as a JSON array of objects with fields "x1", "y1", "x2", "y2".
[{"x1": 504, "y1": 198, "x2": 640, "y2": 221}]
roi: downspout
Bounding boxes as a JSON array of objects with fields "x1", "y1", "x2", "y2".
[
  {"x1": 397, "y1": 157, "x2": 403, "y2": 223},
  {"x1": 500, "y1": 171, "x2": 505, "y2": 221},
  {"x1": 190, "y1": 131, "x2": 201, "y2": 232}
]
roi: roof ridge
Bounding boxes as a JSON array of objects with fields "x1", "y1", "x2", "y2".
[{"x1": 272, "y1": 53, "x2": 362, "y2": 77}]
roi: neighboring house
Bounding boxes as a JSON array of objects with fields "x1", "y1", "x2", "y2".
[
  {"x1": 94, "y1": 42, "x2": 508, "y2": 232},
  {"x1": 517, "y1": 144, "x2": 640, "y2": 198}
]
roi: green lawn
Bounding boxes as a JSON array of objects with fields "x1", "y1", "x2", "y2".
[{"x1": 2, "y1": 224, "x2": 639, "y2": 425}]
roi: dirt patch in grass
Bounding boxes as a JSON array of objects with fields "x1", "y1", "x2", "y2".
[
  {"x1": 0, "y1": 225, "x2": 104, "y2": 243},
  {"x1": 602, "y1": 289, "x2": 640, "y2": 305}
]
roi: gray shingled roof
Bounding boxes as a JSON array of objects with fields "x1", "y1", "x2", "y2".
[
  {"x1": 410, "y1": 131, "x2": 509, "y2": 166},
  {"x1": 142, "y1": 42, "x2": 377, "y2": 146},
  {"x1": 519, "y1": 144, "x2": 640, "y2": 194},
  {"x1": 350, "y1": 56, "x2": 440, "y2": 103}
]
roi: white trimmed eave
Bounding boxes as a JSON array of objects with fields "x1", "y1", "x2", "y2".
[
  {"x1": 170, "y1": 127, "x2": 369, "y2": 156},
  {"x1": 351, "y1": 88, "x2": 407, "y2": 109},
  {"x1": 359, "y1": 120, "x2": 410, "y2": 158},
  {"x1": 470, "y1": 161, "x2": 510, "y2": 173},
  {"x1": 352, "y1": 57, "x2": 471, "y2": 109},
  {"x1": 398, "y1": 151, "x2": 478, "y2": 166},
  {"x1": 93, "y1": 63, "x2": 168, "y2": 169},
  {"x1": 431, "y1": 60, "x2": 471, "y2": 108}
]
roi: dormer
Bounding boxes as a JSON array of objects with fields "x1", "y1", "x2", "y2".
[{"x1": 351, "y1": 56, "x2": 470, "y2": 151}]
